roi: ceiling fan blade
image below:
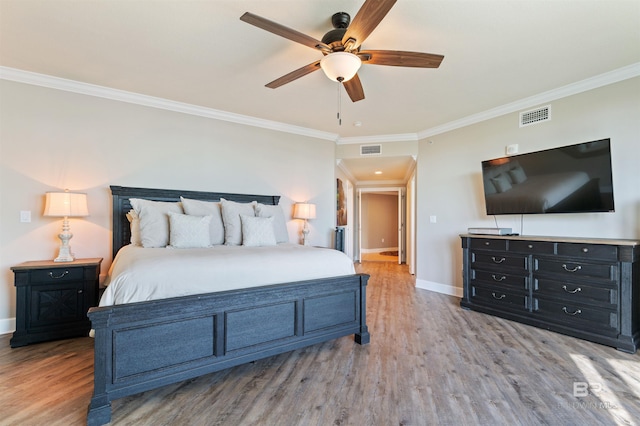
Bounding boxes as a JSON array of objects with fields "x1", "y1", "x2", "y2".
[
  {"x1": 241, "y1": 12, "x2": 330, "y2": 52},
  {"x1": 342, "y1": 0, "x2": 397, "y2": 51},
  {"x1": 265, "y1": 60, "x2": 322, "y2": 89},
  {"x1": 343, "y1": 74, "x2": 365, "y2": 102},
  {"x1": 359, "y1": 50, "x2": 444, "y2": 68}
]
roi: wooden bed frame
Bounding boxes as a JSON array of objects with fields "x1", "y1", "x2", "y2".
[{"x1": 86, "y1": 186, "x2": 370, "y2": 426}]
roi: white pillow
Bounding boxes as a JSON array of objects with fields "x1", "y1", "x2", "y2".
[
  {"x1": 509, "y1": 166, "x2": 528, "y2": 184},
  {"x1": 126, "y1": 209, "x2": 141, "y2": 246},
  {"x1": 180, "y1": 197, "x2": 225, "y2": 245},
  {"x1": 168, "y1": 212, "x2": 212, "y2": 249},
  {"x1": 490, "y1": 174, "x2": 513, "y2": 193},
  {"x1": 220, "y1": 198, "x2": 256, "y2": 245},
  {"x1": 130, "y1": 198, "x2": 184, "y2": 248},
  {"x1": 254, "y1": 203, "x2": 289, "y2": 243},
  {"x1": 240, "y1": 215, "x2": 277, "y2": 247}
]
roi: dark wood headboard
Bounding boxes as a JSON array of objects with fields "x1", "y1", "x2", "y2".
[{"x1": 110, "y1": 185, "x2": 281, "y2": 260}]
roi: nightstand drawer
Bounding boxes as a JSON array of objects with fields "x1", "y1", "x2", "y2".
[
  {"x1": 29, "y1": 282, "x2": 86, "y2": 328},
  {"x1": 30, "y1": 267, "x2": 85, "y2": 283}
]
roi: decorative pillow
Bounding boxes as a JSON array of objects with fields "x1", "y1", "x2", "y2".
[
  {"x1": 126, "y1": 209, "x2": 141, "y2": 246},
  {"x1": 220, "y1": 198, "x2": 257, "y2": 245},
  {"x1": 491, "y1": 173, "x2": 513, "y2": 193},
  {"x1": 240, "y1": 215, "x2": 277, "y2": 247},
  {"x1": 130, "y1": 198, "x2": 183, "y2": 248},
  {"x1": 180, "y1": 197, "x2": 225, "y2": 245},
  {"x1": 168, "y1": 212, "x2": 212, "y2": 249},
  {"x1": 483, "y1": 178, "x2": 497, "y2": 195},
  {"x1": 509, "y1": 166, "x2": 528, "y2": 184},
  {"x1": 254, "y1": 203, "x2": 289, "y2": 243}
]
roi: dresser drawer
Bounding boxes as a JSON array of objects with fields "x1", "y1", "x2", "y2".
[
  {"x1": 557, "y1": 243, "x2": 617, "y2": 261},
  {"x1": 30, "y1": 267, "x2": 85, "y2": 283},
  {"x1": 471, "y1": 269, "x2": 528, "y2": 290},
  {"x1": 471, "y1": 251, "x2": 528, "y2": 271},
  {"x1": 470, "y1": 238, "x2": 507, "y2": 251},
  {"x1": 471, "y1": 286, "x2": 528, "y2": 310},
  {"x1": 534, "y1": 279, "x2": 617, "y2": 306},
  {"x1": 534, "y1": 258, "x2": 615, "y2": 281},
  {"x1": 533, "y1": 298, "x2": 618, "y2": 334},
  {"x1": 509, "y1": 240, "x2": 555, "y2": 254}
]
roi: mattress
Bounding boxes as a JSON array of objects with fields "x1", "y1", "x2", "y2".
[{"x1": 100, "y1": 243, "x2": 356, "y2": 306}]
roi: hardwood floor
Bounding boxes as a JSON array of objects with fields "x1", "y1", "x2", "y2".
[{"x1": 1, "y1": 261, "x2": 638, "y2": 425}]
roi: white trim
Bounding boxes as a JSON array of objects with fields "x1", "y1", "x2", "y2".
[
  {"x1": 2, "y1": 62, "x2": 638, "y2": 144},
  {"x1": 0, "y1": 66, "x2": 338, "y2": 142},
  {"x1": 416, "y1": 279, "x2": 463, "y2": 298},
  {"x1": 361, "y1": 247, "x2": 399, "y2": 254},
  {"x1": 417, "y1": 62, "x2": 640, "y2": 139},
  {"x1": 0, "y1": 318, "x2": 16, "y2": 336}
]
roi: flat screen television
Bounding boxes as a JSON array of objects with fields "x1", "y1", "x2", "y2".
[{"x1": 481, "y1": 138, "x2": 614, "y2": 215}]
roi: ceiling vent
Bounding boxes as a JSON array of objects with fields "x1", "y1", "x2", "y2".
[
  {"x1": 360, "y1": 144, "x2": 382, "y2": 156},
  {"x1": 520, "y1": 105, "x2": 551, "y2": 127}
]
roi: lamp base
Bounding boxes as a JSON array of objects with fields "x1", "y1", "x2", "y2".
[{"x1": 54, "y1": 219, "x2": 75, "y2": 262}]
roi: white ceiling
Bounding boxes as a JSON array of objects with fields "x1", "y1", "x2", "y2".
[{"x1": 1, "y1": 0, "x2": 639, "y2": 182}]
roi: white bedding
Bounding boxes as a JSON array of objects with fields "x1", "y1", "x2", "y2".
[{"x1": 100, "y1": 243, "x2": 356, "y2": 306}]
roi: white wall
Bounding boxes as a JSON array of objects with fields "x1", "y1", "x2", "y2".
[
  {"x1": 416, "y1": 77, "x2": 640, "y2": 296},
  {"x1": 0, "y1": 80, "x2": 337, "y2": 332}
]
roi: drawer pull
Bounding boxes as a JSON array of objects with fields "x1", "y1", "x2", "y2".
[
  {"x1": 48, "y1": 270, "x2": 69, "y2": 279},
  {"x1": 491, "y1": 256, "x2": 506, "y2": 264},
  {"x1": 492, "y1": 292, "x2": 506, "y2": 300},
  {"x1": 528, "y1": 244, "x2": 533, "y2": 249},
  {"x1": 562, "y1": 307, "x2": 582, "y2": 316},
  {"x1": 562, "y1": 285, "x2": 582, "y2": 294},
  {"x1": 78, "y1": 290, "x2": 83, "y2": 294},
  {"x1": 562, "y1": 264, "x2": 582, "y2": 272},
  {"x1": 491, "y1": 274, "x2": 506, "y2": 282},
  {"x1": 484, "y1": 241, "x2": 490, "y2": 246},
  {"x1": 582, "y1": 247, "x2": 589, "y2": 253}
]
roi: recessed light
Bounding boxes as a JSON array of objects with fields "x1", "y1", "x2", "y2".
[{"x1": 374, "y1": 171, "x2": 383, "y2": 175}]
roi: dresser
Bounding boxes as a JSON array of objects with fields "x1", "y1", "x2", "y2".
[
  {"x1": 460, "y1": 235, "x2": 639, "y2": 353},
  {"x1": 10, "y1": 258, "x2": 102, "y2": 347}
]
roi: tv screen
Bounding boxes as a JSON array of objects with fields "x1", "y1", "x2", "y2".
[{"x1": 481, "y1": 138, "x2": 614, "y2": 215}]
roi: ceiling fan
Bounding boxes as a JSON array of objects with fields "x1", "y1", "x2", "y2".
[{"x1": 240, "y1": 0, "x2": 444, "y2": 102}]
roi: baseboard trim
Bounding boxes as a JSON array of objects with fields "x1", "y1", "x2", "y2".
[
  {"x1": 0, "y1": 318, "x2": 16, "y2": 336},
  {"x1": 416, "y1": 279, "x2": 463, "y2": 298},
  {"x1": 361, "y1": 247, "x2": 398, "y2": 254}
]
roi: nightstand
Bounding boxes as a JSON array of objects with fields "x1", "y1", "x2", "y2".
[{"x1": 10, "y1": 258, "x2": 102, "y2": 348}]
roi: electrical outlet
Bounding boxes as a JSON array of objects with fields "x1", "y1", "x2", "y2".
[{"x1": 20, "y1": 210, "x2": 31, "y2": 223}]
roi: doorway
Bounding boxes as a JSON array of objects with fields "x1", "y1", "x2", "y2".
[{"x1": 358, "y1": 187, "x2": 404, "y2": 264}]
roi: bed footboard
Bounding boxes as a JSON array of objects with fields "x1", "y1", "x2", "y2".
[{"x1": 87, "y1": 273, "x2": 369, "y2": 426}]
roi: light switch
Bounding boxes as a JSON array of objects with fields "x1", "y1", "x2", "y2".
[
  {"x1": 430, "y1": 215, "x2": 437, "y2": 223},
  {"x1": 20, "y1": 210, "x2": 31, "y2": 223}
]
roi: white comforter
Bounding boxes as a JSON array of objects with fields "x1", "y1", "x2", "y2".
[{"x1": 100, "y1": 243, "x2": 356, "y2": 306}]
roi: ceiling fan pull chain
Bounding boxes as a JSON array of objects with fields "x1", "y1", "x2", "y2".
[{"x1": 337, "y1": 78, "x2": 343, "y2": 126}]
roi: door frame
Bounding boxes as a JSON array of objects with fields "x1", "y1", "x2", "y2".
[{"x1": 357, "y1": 187, "x2": 406, "y2": 264}]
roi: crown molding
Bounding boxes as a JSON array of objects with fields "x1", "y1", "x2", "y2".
[
  {"x1": 2, "y1": 63, "x2": 638, "y2": 144},
  {"x1": 336, "y1": 159, "x2": 357, "y2": 183},
  {"x1": 417, "y1": 62, "x2": 640, "y2": 140},
  {"x1": 0, "y1": 66, "x2": 338, "y2": 142}
]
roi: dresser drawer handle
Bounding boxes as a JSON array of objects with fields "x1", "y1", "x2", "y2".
[
  {"x1": 48, "y1": 270, "x2": 69, "y2": 279},
  {"x1": 491, "y1": 274, "x2": 506, "y2": 282},
  {"x1": 562, "y1": 285, "x2": 582, "y2": 294},
  {"x1": 492, "y1": 292, "x2": 506, "y2": 300},
  {"x1": 484, "y1": 241, "x2": 490, "y2": 246},
  {"x1": 491, "y1": 256, "x2": 505, "y2": 264},
  {"x1": 582, "y1": 247, "x2": 589, "y2": 253},
  {"x1": 562, "y1": 307, "x2": 582, "y2": 316},
  {"x1": 527, "y1": 244, "x2": 533, "y2": 249},
  {"x1": 78, "y1": 289, "x2": 83, "y2": 294},
  {"x1": 562, "y1": 264, "x2": 582, "y2": 272}
]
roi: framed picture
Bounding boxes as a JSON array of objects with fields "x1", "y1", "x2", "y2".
[{"x1": 337, "y1": 178, "x2": 347, "y2": 226}]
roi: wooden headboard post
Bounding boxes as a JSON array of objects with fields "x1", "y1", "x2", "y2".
[{"x1": 110, "y1": 186, "x2": 281, "y2": 260}]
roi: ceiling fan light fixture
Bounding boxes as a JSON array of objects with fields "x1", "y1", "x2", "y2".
[{"x1": 320, "y1": 52, "x2": 362, "y2": 82}]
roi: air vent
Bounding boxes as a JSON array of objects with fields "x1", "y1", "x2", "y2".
[
  {"x1": 360, "y1": 144, "x2": 382, "y2": 156},
  {"x1": 520, "y1": 105, "x2": 551, "y2": 127}
]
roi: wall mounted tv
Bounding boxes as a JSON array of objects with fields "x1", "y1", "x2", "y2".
[{"x1": 481, "y1": 138, "x2": 614, "y2": 215}]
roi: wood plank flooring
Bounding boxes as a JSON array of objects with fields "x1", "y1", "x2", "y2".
[{"x1": 1, "y1": 261, "x2": 638, "y2": 425}]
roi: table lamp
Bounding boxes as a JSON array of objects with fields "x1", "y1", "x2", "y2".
[
  {"x1": 293, "y1": 203, "x2": 316, "y2": 246},
  {"x1": 44, "y1": 190, "x2": 89, "y2": 262}
]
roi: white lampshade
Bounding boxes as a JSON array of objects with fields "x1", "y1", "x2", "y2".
[
  {"x1": 320, "y1": 52, "x2": 362, "y2": 82},
  {"x1": 44, "y1": 191, "x2": 89, "y2": 217},
  {"x1": 293, "y1": 203, "x2": 316, "y2": 220}
]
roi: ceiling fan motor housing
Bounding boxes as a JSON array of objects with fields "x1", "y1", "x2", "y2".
[{"x1": 321, "y1": 12, "x2": 351, "y2": 47}]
